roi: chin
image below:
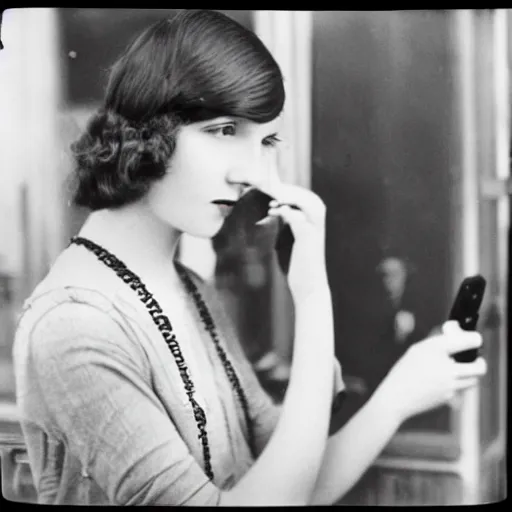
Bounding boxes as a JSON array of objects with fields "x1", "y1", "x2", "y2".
[{"x1": 184, "y1": 220, "x2": 224, "y2": 240}]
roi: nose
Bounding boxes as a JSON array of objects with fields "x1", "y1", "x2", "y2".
[
  {"x1": 226, "y1": 162, "x2": 265, "y2": 192},
  {"x1": 226, "y1": 153, "x2": 278, "y2": 194}
]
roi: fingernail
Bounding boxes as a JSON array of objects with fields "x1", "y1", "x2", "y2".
[
  {"x1": 255, "y1": 217, "x2": 272, "y2": 226},
  {"x1": 443, "y1": 320, "x2": 460, "y2": 334}
]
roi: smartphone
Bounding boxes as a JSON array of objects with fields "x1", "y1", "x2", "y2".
[
  {"x1": 229, "y1": 188, "x2": 295, "y2": 275},
  {"x1": 448, "y1": 275, "x2": 486, "y2": 363}
]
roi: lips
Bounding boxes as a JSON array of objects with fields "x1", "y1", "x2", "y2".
[
  {"x1": 212, "y1": 199, "x2": 237, "y2": 219},
  {"x1": 212, "y1": 199, "x2": 237, "y2": 207}
]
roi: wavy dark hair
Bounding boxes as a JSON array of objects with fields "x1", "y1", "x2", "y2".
[{"x1": 70, "y1": 9, "x2": 285, "y2": 210}]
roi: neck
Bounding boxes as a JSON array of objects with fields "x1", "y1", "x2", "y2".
[{"x1": 78, "y1": 202, "x2": 183, "y2": 281}]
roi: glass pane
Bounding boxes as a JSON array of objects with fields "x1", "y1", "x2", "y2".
[{"x1": 311, "y1": 10, "x2": 458, "y2": 432}]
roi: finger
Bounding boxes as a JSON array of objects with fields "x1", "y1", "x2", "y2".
[
  {"x1": 272, "y1": 201, "x2": 303, "y2": 211},
  {"x1": 454, "y1": 357, "x2": 487, "y2": 378},
  {"x1": 454, "y1": 377, "x2": 480, "y2": 391},
  {"x1": 442, "y1": 320, "x2": 462, "y2": 335},
  {"x1": 267, "y1": 183, "x2": 317, "y2": 211},
  {"x1": 268, "y1": 204, "x2": 307, "y2": 230},
  {"x1": 254, "y1": 216, "x2": 274, "y2": 227},
  {"x1": 255, "y1": 199, "x2": 303, "y2": 226},
  {"x1": 444, "y1": 331, "x2": 482, "y2": 356}
]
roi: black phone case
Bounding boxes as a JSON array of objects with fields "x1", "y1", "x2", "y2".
[
  {"x1": 228, "y1": 188, "x2": 295, "y2": 275},
  {"x1": 449, "y1": 275, "x2": 486, "y2": 363}
]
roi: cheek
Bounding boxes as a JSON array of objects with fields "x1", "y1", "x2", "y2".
[
  {"x1": 144, "y1": 176, "x2": 179, "y2": 219},
  {"x1": 172, "y1": 134, "x2": 227, "y2": 184},
  {"x1": 143, "y1": 160, "x2": 213, "y2": 225}
]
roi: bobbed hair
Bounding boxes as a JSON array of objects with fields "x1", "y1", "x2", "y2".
[{"x1": 70, "y1": 9, "x2": 285, "y2": 211}]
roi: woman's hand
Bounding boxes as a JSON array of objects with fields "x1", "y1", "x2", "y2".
[
  {"x1": 258, "y1": 182, "x2": 329, "y2": 301},
  {"x1": 379, "y1": 320, "x2": 487, "y2": 424}
]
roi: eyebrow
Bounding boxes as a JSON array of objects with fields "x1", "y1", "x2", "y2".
[
  {"x1": 202, "y1": 117, "x2": 237, "y2": 125},
  {"x1": 201, "y1": 118, "x2": 280, "y2": 138}
]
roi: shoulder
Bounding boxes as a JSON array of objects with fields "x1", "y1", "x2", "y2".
[
  {"x1": 28, "y1": 297, "x2": 125, "y2": 342},
  {"x1": 25, "y1": 243, "x2": 126, "y2": 307},
  {"x1": 13, "y1": 286, "x2": 147, "y2": 376},
  {"x1": 15, "y1": 242, "x2": 135, "y2": 349}
]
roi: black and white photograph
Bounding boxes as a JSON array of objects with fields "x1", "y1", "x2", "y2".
[{"x1": 0, "y1": 8, "x2": 508, "y2": 506}]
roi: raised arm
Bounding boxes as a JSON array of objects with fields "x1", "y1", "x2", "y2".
[
  {"x1": 220, "y1": 185, "x2": 335, "y2": 506},
  {"x1": 220, "y1": 285, "x2": 334, "y2": 506}
]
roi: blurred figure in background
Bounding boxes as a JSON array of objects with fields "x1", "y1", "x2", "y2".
[{"x1": 379, "y1": 257, "x2": 415, "y2": 344}]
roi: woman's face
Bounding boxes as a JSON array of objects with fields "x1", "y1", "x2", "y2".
[{"x1": 142, "y1": 115, "x2": 282, "y2": 238}]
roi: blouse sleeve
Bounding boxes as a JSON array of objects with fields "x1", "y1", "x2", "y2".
[{"x1": 27, "y1": 301, "x2": 223, "y2": 506}]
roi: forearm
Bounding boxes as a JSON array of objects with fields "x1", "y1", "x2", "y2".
[
  {"x1": 310, "y1": 382, "x2": 403, "y2": 505},
  {"x1": 221, "y1": 286, "x2": 335, "y2": 506}
]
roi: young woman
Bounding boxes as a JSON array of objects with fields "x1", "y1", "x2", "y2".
[{"x1": 13, "y1": 9, "x2": 486, "y2": 506}]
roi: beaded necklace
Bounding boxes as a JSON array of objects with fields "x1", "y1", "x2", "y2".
[{"x1": 69, "y1": 236, "x2": 254, "y2": 481}]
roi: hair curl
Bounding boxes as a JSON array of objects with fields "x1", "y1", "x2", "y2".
[
  {"x1": 70, "y1": 10, "x2": 285, "y2": 211},
  {"x1": 71, "y1": 110, "x2": 178, "y2": 210}
]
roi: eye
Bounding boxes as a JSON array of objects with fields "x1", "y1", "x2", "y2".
[
  {"x1": 205, "y1": 123, "x2": 237, "y2": 138},
  {"x1": 262, "y1": 134, "x2": 282, "y2": 148}
]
